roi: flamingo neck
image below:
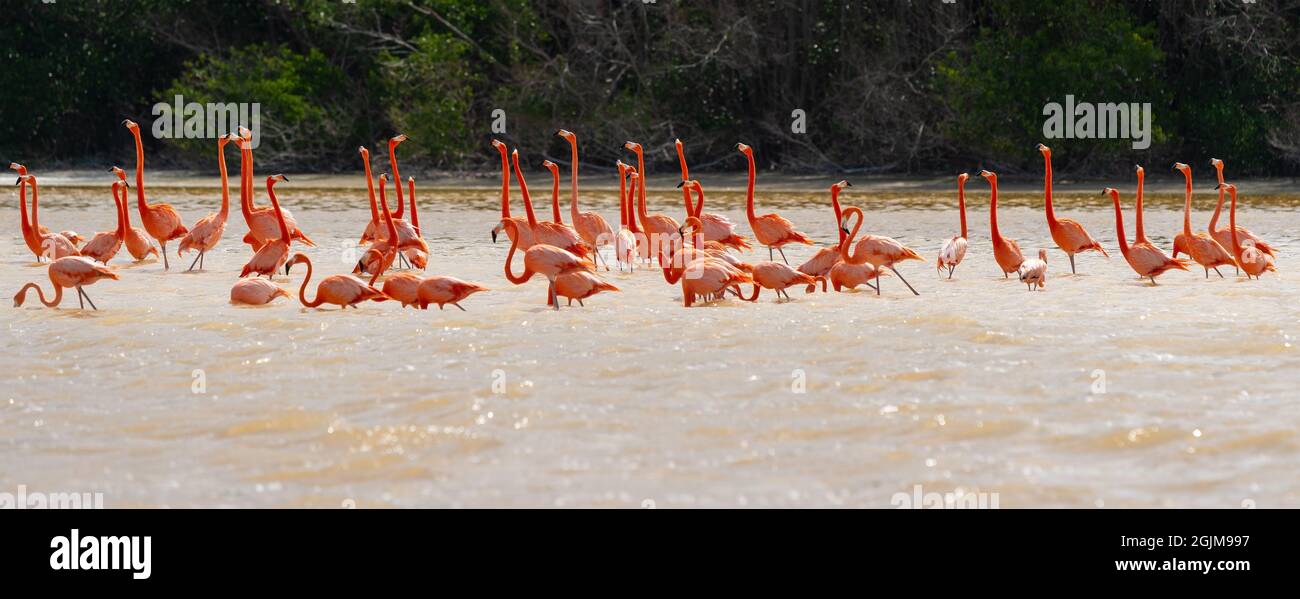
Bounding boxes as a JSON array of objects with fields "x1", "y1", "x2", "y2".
[
  {"x1": 502, "y1": 222, "x2": 530, "y2": 284},
  {"x1": 690, "y1": 185, "x2": 704, "y2": 219},
  {"x1": 17, "y1": 282, "x2": 62, "y2": 308},
  {"x1": 114, "y1": 184, "x2": 127, "y2": 238},
  {"x1": 626, "y1": 177, "x2": 640, "y2": 234},
  {"x1": 512, "y1": 156, "x2": 538, "y2": 226},
  {"x1": 498, "y1": 149, "x2": 511, "y2": 218},
  {"x1": 29, "y1": 178, "x2": 41, "y2": 230},
  {"x1": 267, "y1": 182, "x2": 290, "y2": 242},
  {"x1": 238, "y1": 145, "x2": 253, "y2": 223},
  {"x1": 407, "y1": 179, "x2": 420, "y2": 230},
  {"x1": 957, "y1": 181, "x2": 968, "y2": 239},
  {"x1": 1229, "y1": 189, "x2": 1241, "y2": 258},
  {"x1": 1043, "y1": 154, "x2": 1058, "y2": 225},
  {"x1": 389, "y1": 145, "x2": 404, "y2": 219},
  {"x1": 568, "y1": 139, "x2": 581, "y2": 223},
  {"x1": 379, "y1": 178, "x2": 397, "y2": 241},
  {"x1": 361, "y1": 154, "x2": 379, "y2": 222},
  {"x1": 831, "y1": 187, "x2": 845, "y2": 243},
  {"x1": 1209, "y1": 183, "x2": 1225, "y2": 232},
  {"x1": 130, "y1": 128, "x2": 148, "y2": 211},
  {"x1": 1135, "y1": 171, "x2": 1147, "y2": 243},
  {"x1": 743, "y1": 151, "x2": 757, "y2": 224},
  {"x1": 296, "y1": 257, "x2": 324, "y2": 308},
  {"x1": 1181, "y1": 170, "x2": 1193, "y2": 236},
  {"x1": 1111, "y1": 195, "x2": 1131, "y2": 257},
  {"x1": 839, "y1": 208, "x2": 863, "y2": 263},
  {"x1": 617, "y1": 169, "x2": 627, "y2": 228},
  {"x1": 988, "y1": 180, "x2": 1002, "y2": 242},
  {"x1": 549, "y1": 169, "x2": 562, "y2": 223},
  {"x1": 217, "y1": 144, "x2": 230, "y2": 220},
  {"x1": 17, "y1": 178, "x2": 33, "y2": 238}
]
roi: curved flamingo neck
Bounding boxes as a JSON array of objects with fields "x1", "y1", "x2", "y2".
[
  {"x1": 1135, "y1": 170, "x2": 1148, "y2": 243},
  {"x1": 267, "y1": 180, "x2": 290, "y2": 242},
  {"x1": 1043, "y1": 154, "x2": 1058, "y2": 225},
  {"x1": 296, "y1": 256, "x2": 324, "y2": 308},
  {"x1": 1209, "y1": 182, "x2": 1225, "y2": 232},
  {"x1": 1180, "y1": 168, "x2": 1193, "y2": 236},
  {"x1": 17, "y1": 177, "x2": 33, "y2": 240},
  {"x1": 511, "y1": 155, "x2": 539, "y2": 226},
  {"x1": 378, "y1": 177, "x2": 397, "y2": 241},
  {"x1": 501, "y1": 221, "x2": 530, "y2": 284},
  {"x1": 690, "y1": 184, "x2": 704, "y2": 219},
  {"x1": 839, "y1": 207, "x2": 864, "y2": 263},
  {"x1": 1110, "y1": 193, "x2": 1131, "y2": 257},
  {"x1": 217, "y1": 143, "x2": 230, "y2": 220},
  {"x1": 129, "y1": 127, "x2": 148, "y2": 211},
  {"x1": 659, "y1": 250, "x2": 683, "y2": 284},
  {"x1": 567, "y1": 138, "x2": 581, "y2": 223},
  {"x1": 957, "y1": 179, "x2": 968, "y2": 239},
  {"x1": 743, "y1": 150, "x2": 757, "y2": 224},
  {"x1": 389, "y1": 144, "x2": 405, "y2": 219},
  {"x1": 17, "y1": 282, "x2": 61, "y2": 307},
  {"x1": 987, "y1": 178, "x2": 1003, "y2": 243},
  {"x1": 626, "y1": 175, "x2": 641, "y2": 234}
]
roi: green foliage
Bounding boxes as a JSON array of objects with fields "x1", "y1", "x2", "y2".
[{"x1": 378, "y1": 34, "x2": 476, "y2": 165}]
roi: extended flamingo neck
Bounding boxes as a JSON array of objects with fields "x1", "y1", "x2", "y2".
[
  {"x1": 626, "y1": 175, "x2": 641, "y2": 234},
  {"x1": 407, "y1": 178, "x2": 420, "y2": 231},
  {"x1": 267, "y1": 180, "x2": 290, "y2": 242},
  {"x1": 378, "y1": 176, "x2": 397, "y2": 241},
  {"x1": 238, "y1": 143, "x2": 253, "y2": 223},
  {"x1": 676, "y1": 144, "x2": 692, "y2": 216},
  {"x1": 831, "y1": 186, "x2": 845, "y2": 243},
  {"x1": 17, "y1": 282, "x2": 62, "y2": 307},
  {"x1": 17, "y1": 177, "x2": 33, "y2": 239},
  {"x1": 1043, "y1": 154, "x2": 1057, "y2": 225},
  {"x1": 743, "y1": 151, "x2": 757, "y2": 224},
  {"x1": 511, "y1": 155, "x2": 539, "y2": 226},
  {"x1": 1181, "y1": 169, "x2": 1193, "y2": 236},
  {"x1": 635, "y1": 172, "x2": 650, "y2": 227},
  {"x1": 1111, "y1": 193, "x2": 1131, "y2": 257},
  {"x1": 548, "y1": 168, "x2": 562, "y2": 223},
  {"x1": 567, "y1": 139, "x2": 581, "y2": 223},
  {"x1": 361, "y1": 151, "x2": 379, "y2": 222},
  {"x1": 957, "y1": 180, "x2": 968, "y2": 239},
  {"x1": 1209, "y1": 183, "x2": 1225, "y2": 232},
  {"x1": 1135, "y1": 170, "x2": 1147, "y2": 243},
  {"x1": 217, "y1": 143, "x2": 230, "y2": 220},
  {"x1": 28, "y1": 178, "x2": 41, "y2": 230},
  {"x1": 114, "y1": 183, "x2": 127, "y2": 237},
  {"x1": 690, "y1": 184, "x2": 704, "y2": 219},
  {"x1": 1228, "y1": 188, "x2": 1241, "y2": 258},
  {"x1": 988, "y1": 179, "x2": 1002, "y2": 242},
  {"x1": 617, "y1": 167, "x2": 628, "y2": 228},
  {"x1": 497, "y1": 148, "x2": 511, "y2": 218},
  {"x1": 389, "y1": 144, "x2": 404, "y2": 219},
  {"x1": 129, "y1": 128, "x2": 148, "y2": 211}
]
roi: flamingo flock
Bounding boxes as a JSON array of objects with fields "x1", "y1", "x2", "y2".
[{"x1": 9, "y1": 131, "x2": 1282, "y2": 311}]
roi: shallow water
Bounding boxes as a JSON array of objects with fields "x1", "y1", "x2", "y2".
[{"x1": 3, "y1": 180, "x2": 1298, "y2": 508}]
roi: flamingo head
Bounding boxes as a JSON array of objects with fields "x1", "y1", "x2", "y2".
[
  {"x1": 358, "y1": 146, "x2": 369, "y2": 159},
  {"x1": 542, "y1": 160, "x2": 559, "y2": 176},
  {"x1": 679, "y1": 216, "x2": 702, "y2": 238},
  {"x1": 676, "y1": 178, "x2": 697, "y2": 189},
  {"x1": 235, "y1": 126, "x2": 251, "y2": 142},
  {"x1": 1172, "y1": 162, "x2": 1190, "y2": 174},
  {"x1": 1038, "y1": 249, "x2": 1048, "y2": 261},
  {"x1": 122, "y1": 119, "x2": 138, "y2": 131},
  {"x1": 109, "y1": 166, "x2": 128, "y2": 183},
  {"x1": 1036, "y1": 143, "x2": 1051, "y2": 156},
  {"x1": 736, "y1": 142, "x2": 752, "y2": 154},
  {"x1": 490, "y1": 139, "x2": 507, "y2": 154},
  {"x1": 389, "y1": 134, "x2": 408, "y2": 148},
  {"x1": 555, "y1": 129, "x2": 575, "y2": 142},
  {"x1": 267, "y1": 173, "x2": 288, "y2": 187},
  {"x1": 1101, "y1": 188, "x2": 1119, "y2": 201},
  {"x1": 217, "y1": 133, "x2": 232, "y2": 147},
  {"x1": 978, "y1": 169, "x2": 996, "y2": 181},
  {"x1": 833, "y1": 179, "x2": 852, "y2": 190},
  {"x1": 491, "y1": 219, "x2": 505, "y2": 244},
  {"x1": 8, "y1": 162, "x2": 25, "y2": 175},
  {"x1": 623, "y1": 141, "x2": 642, "y2": 153},
  {"x1": 1135, "y1": 164, "x2": 1144, "y2": 177},
  {"x1": 616, "y1": 160, "x2": 627, "y2": 176},
  {"x1": 284, "y1": 252, "x2": 306, "y2": 275},
  {"x1": 956, "y1": 173, "x2": 968, "y2": 185}
]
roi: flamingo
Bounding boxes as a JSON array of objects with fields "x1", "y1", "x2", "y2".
[
  {"x1": 13, "y1": 256, "x2": 118, "y2": 310},
  {"x1": 354, "y1": 172, "x2": 400, "y2": 284},
  {"x1": 236, "y1": 130, "x2": 313, "y2": 250},
  {"x1": 230, "y1": 278, "x2": 289, "y2": 305},
  {"x1": 510, "y1": 150, "x2": 588, "y2": 257},
  {"x1": 360, "y1": 135, "x2": 425, "y2": 268},
  {"x1": 675, "y1": 140, "x2": 751, "y2": 251},
  {"x1": 542, "y1": 160, "x2": 564, "y2": 223},
  {"x1": 499, "y1": 219, "x2": 594, "y2": 310},
  {"x1": 416, "y1": 276, "x2": 488, "y2": 310},
  {"x1": 625, "y1": 169, "x2": 653, "y2": 264},
  {"x1": 737, "y1": 143, "x2": 813, "y2": 263},
  {"x1": 624, "y1": 141, "x2": 682, "y2": 262},
  {"x1": 557, "y1": 130, "x2": 615, "y2": 268},
  {"x1": 837, "y1": 206, "x2": 923, "y2": 295},
  {"x1": 176, "y1": 133, "x2": 234, "y2": 271},
  {"x1": 614, "y1": 161, "x2": 638, "y2": 271},
  {"x1": 747, "y1": 261, "x2": 821, "y2": 302},
  {"x1": 239, "y1": 174, "x2": 293, "y2": 278},
  {"x1": 1017, "y1": 249, "x2": 1048, "y2": 291},
  {"x1": 489, "y1": 139, "x2": 534, "y2": 247},
  {"x1": 1038, "y1": 144, "x2": 1108, "y2": 273},
  {"x1": 555, "y1": 271, "x2": 620, "y2": 306},
  {"x1": 123, "y1": 119, "x2": 186, "y2": 268},
  {"x1": 10, "y1": 163, "x2": 50, "y2": 261},
  {"x1": 659, "y1": 251, "x2": 753, "y2": 308},
  {"x1": 1103, "y1": 187, "x2": 1189, "y2": 284},
  {"x1": 285, "y1": 253, "x2": 389, "y2": 309},
  {"x1": 797, "y1": 180, "x2": 868, "y2": 289},
  {"x1": 109, "y1": 166, "x2": 159, "y2": 262},
  {"x1": 1220, "y1": 183, "x2": 1276, "y2": 279},
  {"x1": 977, "y1": 170, "x2": 1024, "y2": 277},
  {"x1": 1208, "y1": 159, "x2": 1275, "y2": 268},
  {"x1": 400, "y1": 176, "x2": 430, "y2": 269},
  {"x1": 1171, "y1": 162, "x2": 1234, "y2": 278},
  {"x1": 937, "y1": 173, "x2": 970, "y2": 279},
  {"x1": 79, "y1": 180, "x2": 128, "y2": 264},
  {"x1": 381, "y1": 272, "x2": 425, "y2": 307},
  {"x1": 829, "y1": 261, "x2": 886, "y2": 292},
  {"x1": 17, "y1": 175, "x2": 79, "y2": 260}
]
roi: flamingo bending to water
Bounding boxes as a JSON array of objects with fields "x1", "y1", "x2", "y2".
[
  {"x1": 977, "y1": 170, "x2": 1024, "y2": 277},
  {"x1": 230, "y1": 278, "x2": 289, "y2": 306},
  {"x1": 239, "y1": 175, "x2": 294, "y2": 278},
  {"x1": 737, "y1": 143, "x2": 812, "y2": 263},
  {"x1": 1171, "y1": 162, "x2": 1234, "y2": 278},
  {"x1": 499, "y1": 219, "x2": 594, "y2": 310},
  {"x1": 937, "y1": 173, "x2": 970, "y2": 278},
  {"x1": 177, "y1": 134, "x2": 234, "y2": 271},
  {"x1": 1208, "y1": 159, "x2": 1275, "y2": 268},
  {"x1": 1103, "y1": 187, "x2": 1189, "y2": 284},
  {"x1": 838, "y1": 206, "x2": 922, "y2": 295},
  {"x1": 286, "y1": 253, "x2": 388, "y2": 309},
  {"x1": 381, "y1": 272, "x2": 425, "y2": 307},
  {"x1": 1017, "y1": 249, "x2": 1048, "y2": 291},
  {"x1": 123, "y1": 119, "x2": 187, "y2": 268},
  {"x1": 417, "y1": 276, "x2": 489, "y2": 310},
  {"x1": 1038, "y1": 144, "x2": 1107, "y2": 273},
  {"x1": 1220, "y1": 183, "x2": 1276, "y2": 279},
  {"x1": 13, "y1": 256, "x2": 118, "y2": 310}
]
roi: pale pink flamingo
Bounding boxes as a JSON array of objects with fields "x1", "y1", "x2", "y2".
[
  {"x1": 239, "y1": 174, "x2": 293, "y2": 278},
  {"x1": 1171, "y1": 162, "x2": 1234, "y2": 278},
  {"x1": 109, "y1": 166, "x2": 159, "y2": 262},
  {"x1": 230, "y1": 278, "x2": 289, "y2": 306},
  {"x1": 829, "y1": 261, "x2": 886, "y2": 292},
  {"x1": 614, "y1": 161, "x2": 638, "y2": 271},
  {"x1": 1220, "y1": 183, "x2": 1276, "y2": 279},
  {"x1": 937, "y1": 173, "x2": 970, "y2": 278},
  {"x1": 977, "y1": 170, "x2": 1024, "y2": 277},
  {"x1": 624, "y1": 141, "x2": 682, "y2": 262},
  {"x1": 625, "y1": 169, "x2": 653, "y2": 264},
  {"x1": 18, "y1": 175, "x2": 79, "y2": 260},
  {"x1": 285, "y1": 253, "x2": 389, "y2": 309},
  {"x1": 1208, "y1": 159, "x2": 1275, "y2": 270},
  {"x1": 737, "y1": 142, "x2": 813, "y2": 263},
  {"x1": 797, "y1": 180, "x2": 861, "y2": 288},
  {"x1": 837, "y1": 206, "x2": 922, "y2": 295},
  {"x1": 499, "y1": 219, "x2": 594, "y2": 310},
  {"x1": 236, "y1": 130, "x2": 313, "y2": 250},
  {"x1": 416, "y1": 276, "x2": 488, "y2": 310},
  {"x1": 660, "y1": 252, "x2": 753, "y2": 308},
  {"x1": 675, "y1": 140, "x2": 751, "y2": 251},
  {"x1": 79, "y1": 180, "x2": 128, "y2": 264},
  {"x1": 489, "y1": 139, "x2": 534, "y2": 247},
  {"x1": 1103, "y1": 187, "x2": 1189, "y2": 284},
  {"x1": 381, "y1": 272, "x2": 425, "y2": 307},
  {"x1": 123, "y1": 119, "x2": 187, "y2": 268},
  {"x1": 557, "y1": 130, "x2": 615, "y2": 268},
  {"x1": 1038, "y1": 144, "x2": 1107, "y2": 273},
  {"x1": 542, "y1": 160, "x2": 564, "y2": 223},
  {"x1": 747, "y1": 261, "x2": 821, "y2": 302},
  {"x1": 354, "y1": 172, "x2": 400, "y2": 284},
  {"x1": 1017, "y1": 249, "x2": 1048, "y2": 291},
  {"x1": 400, "y1": 176, "x2": 430, "y2": 269},
  {"x1": 13, "y1": 256, "x2": 118, "y2": 310},
  {"x1": 176, "y1": 133, "x2": 234, "y2": 271},
  {"x1": 555, "y1": 271, "x2": 620, "y2": 306},
  {"x1": 510, "y1": 149, "x2": 589, "y2": 257}
]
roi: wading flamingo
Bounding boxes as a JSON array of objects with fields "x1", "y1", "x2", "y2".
[
  {"x1": 381, "y1": 272, "x2": 425, "y2": 307},
  {"x1": 489, "y1": 139, "x2": 534, "y2": 247},
  {"x1": 123, "y1": 119, "x2": 186, "y2": 268},
  {"x1": 557, "y1": 130, "x2": 615, "y2": 268},
  {"x1": 18, "y1": 175, "x2": 79, "y2": 259},
  {"x1": 1017, "y1": 249, "x2": 1048, "y2": 291},
  {"x1": 13, "y1": 256, "x2": 118, "y2": 310},
  {"x1": 416, "y1": 276, "x2": 488, "y2": 310},
  {"x1": 977, "y1": 170, "x2": 1024, "y2": 277},
  {"x1": 510, "y1": 150, "x2": 588, "y2": 256},
  {"x1": 236, "y1": 130, "x2": 313, "y2": 250},
  {"x1": 1208, "y1": 159, "x2": 1275, "y2": 268},
  {"x1": 110, "y1": 166, "x2": 159, "y2": 261},
  {"x1": 361, "y1": 135, "x2": 425, "y2": 268},
  {"x1": 1171, "y1": 162, "x2": 1234, "y2": 278},
  {"x1": 355, "y1": 173, "x2": 400, "y2": 284},
  {"x1": 625, "y1": 169, "x2": 653, "y2": 264},
  {"x1": 797, "y1": 180, "x2": 869, "y2": 289},
  {"x1": 177, "y1": 133, "x2": 234, "y2": 271},
  {"x1": 1221, "y1": 183, "x2": 1276, "y2": 279},
  {"x1": 400, "y1": 177, "x2": 430, "y2": 269},
  {"x1": 1038, "y1": 144, "x2": 1107, "y2": 273},
  {"x1": 79, "y1": 180, "x2": 128, "y2": 264},
  {"x1": 1104, "y1": 187, "x2": 1189, "y2": 284},
  {"x1": 623, "y1": 141, "x2": 683, "y2": 262},
  {"x1": 747, "y1": 261, "x2": 821, "y2": 302},
  {"x1": 10, "y1": 162, "x2": 52, "y2": 260},
  {"x1": 285, "y1": 253, "x2": 388, "y2": 309},
  {"x1": 659, "y1": 251, "x2": 753, "y2": 308},
  {"x1": 230, "y1": 278, "x2": 289, "y2": 305},
  {"x1": 675, "y1": 141, "x2": 751, "y2": 251},
  {"x1": 737, "y1": 142, "x2": 813, "y2": 263},
  {"x1": 937, "y1": 173, "x2": 970, "y2": 278},
  {"x1": 542, "y1": 160, "x2": 564, "y2": 223},
  {"x1": 499, "y1": 219, "x2": 593, "y2": 310},
  {"x1": 829, "y1": 261, "x2": 886, "y2": 292},
  {"x1": 838, "y1": 206, "x2": 922, "y2": 295},
  {"x1": 555, "y1": 271, "x2": 620, "y2": 306},
  {"x1": 239, "y1": 174, "x2": 293, "y2": 278},
  {"x1": 614, "y1": 161, "x2": 638, "y2": 271}
]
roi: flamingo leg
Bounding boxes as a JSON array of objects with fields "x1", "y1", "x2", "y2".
[
  {"x1": 1149, "y1": 276, "x2": 1158, "y2": 285},
  {"x1": 947, "y1": 265, "x2": 954, "y2": 279},
  {"x1": 889, "y1": 266, "x2": 920, "y2": 295},
  {"x1": 1214, "y1": 267, "x2": 1224, "y2": 278},
  {"x1": 1069, "y1": 254, "x2": 1076, "y2": 274},
  {"x1": 454, "y1": 303, "x2": 465, "y2": 311},
  {"x1": 81, "y1": 287, "x2": 98, "y2": 310},
  {"x1": 578, "y1": 299, "x2": 585, "y2": 307},
  {"x1": 768, "y1": 246, "x2": 774, "y2": 261},
  {"x1": 76, "y1": 286, "x2": 84, "y2": 309},
  {"x1": 188, "y1": 251, "x2": 202, "y2": 272},
  {"x1": 160, "y1": 241, "x2": 170, "y2": 269},
  {"x1": 777, "y1": 247, "x2": 789, "y2": 264}
]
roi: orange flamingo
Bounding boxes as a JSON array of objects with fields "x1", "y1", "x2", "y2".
[
  {"x1": 977, "y1": 170, "x2": 1024, "y2": 277},
  {"x1": 10, "y1": 162, "x2": 52, "y2": 261},
  {"x1": 937, "y1": 173, "x2": 970, "y2": 278},
  {"x1": 829, "y1": 261, "x2": 886, "y2": 292},
  {"x1": 1208, "y1": 159, "x2": 1275, "y2": 268},
  {"x1": 510, "y1": 150, "x2": 588, "y2": 257},
  {"x1": 499, "y1": 219, "x2": 594, "y2": 310},
  {"x1": 1017, "y1": 249, "x2": 1048, "y2": 291},
  {"x1": 624, "y1": 141, "x2": 682, "y2": 262},
  {"x1": 285, "y1": 253, "x2": 389, "y2": 309},
  {"x1": 177, "y1": 133, "x2": 234, "y2": 271},
  {"x1": 236, "y1": 130, "x2": 313, "y2": 251},
  {"x1": 18, "y1": 175, "x2": 80, "y2": 260},
  {"x1": 355, "y1": 172, "x2": 400, "y2": 284},
  {"x1": 230, "y1": 278, "x2": 289, "y2": 305},
  {"x1": 1038, "y1": 144, "x2": 1107, "y2": 273},
  {"x1": 542, "y1": 159, "x2": 564, "y2": 223},
  {"x1": 555, "y1": 271, "x2": 620, "y2": 306},
  {"x1": 1104, "y1": 187, "x2": 1189, "y2": 284},
  {"x1": 14, "y1": 256, "x2": 118, "y2": 310},
  {"x1": 416, "y1": 276, "x2": 488, "y2": 310},
  {"x1": 79, "y1": 180, "x2": 128, "y2": 264},
  {"x1": 659, "y1": 252, "x2": 753, "y2": 308},
  {"x1": 837, "y1": 206, "x2": 922, "y2": 295},
  {"x1": 360, "y1": 136, "x2": 425, "y2": 267},
  {"x1": 747, "y1": 261, "x2": 821, "y2": 302},
  {"x1": 797, "y1": 180, "x2": 858, "y2": 285},
  {"x1": 675, "y1": 140, "x2": 751, "y2": 251},
  {"x1": 1171, "y1": 162, "x2": 1234, "y2": 278},
  {"x1": 110, "y1": 166, "x2": 159, "y2": 262},
  {"x1": 614, "y1": 161, "x2": 638, "y2": 271},
  {"x1": 123, "y1": 119, "x2": 186, "y2": 268},
  {"x1": 239, "y1": 174, "x2": 293, "y2": 278},
  {"x1": 1221, "y1": 183, "x2": 1276, "y2": 279},
  {"x1": 625, "y1": 169, "x2": 653, "y2": 264},
  {"x1": 381, "y1": 271, "x2": 425, "y2": 307},
  {"x1": 400, "y1": 176, "x2": 430, "y2": 269},
  {"x1": 557, "y1": 130, "x2": 615, "y2": 268},
  {"x1": 737, "y1": 143, "x2": 813, "y2": 263},
  {"x1": 489, "y1": 139, "x2": 534, "y2": 247}
]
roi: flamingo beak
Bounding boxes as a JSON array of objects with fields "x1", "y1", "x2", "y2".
[
  {"x1": 491, "y1": 229, "x2": 498, "y2": 243},
  {"x1": 676, "y1": 181, "x2": 685, "y2": 189},
  {"x1": 844, "y1": 181, "x2": 852, "y2": 187}
]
